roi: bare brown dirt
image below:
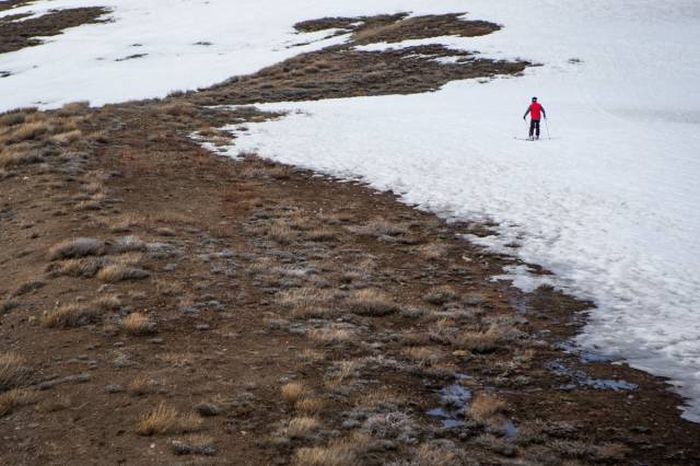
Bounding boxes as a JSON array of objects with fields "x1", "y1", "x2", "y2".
[
  {"x1": 1, "y1": 11, "x2": 699, "y2": 466},
  {"x1": 0, "y1": 4, "x2": 108, "y2": 55}
]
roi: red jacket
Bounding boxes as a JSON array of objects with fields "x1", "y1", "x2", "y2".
[{"x1": 525, "y1": 102, "x2": 545, "y2": 120}]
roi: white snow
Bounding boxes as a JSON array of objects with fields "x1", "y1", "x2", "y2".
[
  {"x1": 1, "y1": 0, "x2": 700, "y2": 422},
  {"x1": 223, "y1": 1, "x2": 700, "y2": 421},
  {"x1": 0, "y1": 0, "x2": 469, "y2": 111}
]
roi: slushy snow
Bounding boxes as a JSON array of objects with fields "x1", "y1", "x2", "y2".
[{"x1": 1, "y1": 0, "x2": 699, "y2": 422}]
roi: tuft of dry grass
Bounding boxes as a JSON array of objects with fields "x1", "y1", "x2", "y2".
[
  {"x1": 269, "y1": 221, "x2": 296, "y2": 244},
  {"x1": 113, "y1": 235, "x2": 147, "y2": 253},
  {"x1": 403, "y1": 346, "x2": 441, "y2": 367},
  {"x1": 307, "y1": 228, "x2": 338, "y2": 242},
  {"x1": 295, "y1": 398, "x2": 325, "y2": 415},
  {"x1": 0, "y1": 147, "x2": 43, "y2": 168},
  {"x1": 121, "y1": 312, "x2": 155, "y2": 336},
  {"x1": 281, "y1": 382, "x2": 307, "y2": 404},
  {"x1": 351, "y1": 219, "x2": 409, "y2": 237},
  {"x1": 0, "y1": 389, "x2": 35, "y2": 417},
  {"x1": 50, "y1": 256, "x2": 108, "y2": 278},
  {"x1": 0, "y1": 353, "x2": 32, "y2": 391},
  {"x1": 453, "y1": 325, "x2": 503, "y2": 354},
  {"x1": 423, "y1": 286, "x2": 458, "y2": 305},
  {"x1": 48, "y1": 238, "x2": 105, "y2": 260},
  {"x1": 293, "y1": 434, "x2": 369, "y2": 466},
  {"x1": 94, "y1": 294, "x2": 122, "y2": 311},
  {"x1": 469, "y1": 392, "x2": 507, "y2": 422},
  {"x1": 288, "y1": 416, "x2": 321, "y2": 439},
  {"x1": 5, "y1": 120, "x2": 51, "y2": 144},
  {"x1": 50, "y1": 129, "x2": 82, "y2": 145},
  {"x1": 97, "y1": 264, "x2": 149, "y2": 283},
  {"x1": 136, "y1": 403, "x2": 202, "y2": 436},
  {"x1": 42, "y1": 304, "x2": 99, "y2": 328},
  {"x1": 127, "y1": 375, "x2": 156, "y2": 396},
  {"x1": 417, "y1": 243, "x2": 449, "y2": 260},
  {"x1": 308, "y1": 327, "x2": 354, "y2": 345},
  {"x1": 348, "y1": 289, "x2": 398, "y2": 316},
  {"x1": 278, "y1": 288, "x2": 337, "y2": 319}
]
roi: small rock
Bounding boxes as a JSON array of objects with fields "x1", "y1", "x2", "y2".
[
  {"x1": 195, "y1": 324, "x2": 210, "y2": 331},
  {"x1": 195, "y1": 402, "x2": 222, "y2": 417},
  {"x1": 105, "y1": 384, "x2": 125, "y2": 394}
]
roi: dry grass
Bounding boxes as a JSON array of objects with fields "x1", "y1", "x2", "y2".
[
  {"x1": 136, "y1": 403, "x2": 202, "y2": 436},
  {"x1": 417, "y1": 243, "x2": 449, "y2": 260},
  {"x1": 51, "y1": 256, "x2": 108, "y2": 277},
  {"x1": 42, "y1": 304, "x2": 99, "y2": 328},
  {"x1": 58, "y1": 101, "x2": 90, "y2": 116},
  {"x1": 295, "y1": 398, "x2": 325, "y2": 415},
  {"x1": 50, "y1": 129, "x2": 82, "y2": 145},
  {"x1": 287, "y1": 416, "x2": 321, "y2": 439},
  {"x1": 4, "y1": 120, "x2": 51, "y2": 144},
  {"x1": 0, "y1": 353, "x2": 31, "y2": 391},
  {"x1": 351, "y1": 219, "x2": 409, "y2": 237},
  {"x1": 269, "y1": 221, "x2": 296, "y2": 244},
  {"x1": 0, "y1": 389, "x2": 35, "y2": 416},
  {"x1": 403, "y1": 346, "x2": 441, "y2": 367},
  {"x1": 293, "y1": 434, "x2": 369, "y2": 466},
  {"x1": 469, "y1": 392, "x2": 507, "y2": 422},
  {"x1": 278, "y1": 288, "x2": 337, "y2": 319},
  {"x1": 127, "y1": 375, "x2": 156, "y2": 396},
  {"x1": 308, "y1": 328, "x2": 354, "y2": 345},
  {"x1": 348, "y1": 289, "x2": 398, "y2": 316},
  {"x1": 0, "y1": 147, "x2": 43, "y2": 168},
  {"x1": 113, "y1": 235, "x2": 147, "y2": 253},
  {"x1": 158, "y1": 352, "x2": 195, "y2": 368},
  {"x1": 121, "y1": 312, "x2": 155, "y2": 336},
  {"x1": 423, "y1": 286, "x2": 458, "y2": 305},
  {"x1": 307, "y1": 228, "x2": 338, "y2": 242},
  {"x1": 94, "y1": 294, "x2": 122, "y2": 311},
  {"x1": 281, "y1": 382, "x2": 307, "y2": 404},
  {"x1": 97, "y1": 264, "x2": 149, "y2": 283},
  {"x1": 48, "y1": 238, "x2": 105, "y2": 260},
  {"x1": 454, "y1": 325, "x2": 503, "y2": 354}
]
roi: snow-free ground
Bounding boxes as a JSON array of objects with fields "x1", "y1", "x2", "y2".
[{"x1": 2, "y1": 0, "x2": 699, "y2": 421}]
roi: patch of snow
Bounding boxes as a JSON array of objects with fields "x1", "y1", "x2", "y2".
[
  {"x1": 219, "y1": 0, "x2": 700, "y2": 422},
  {"x1": 0, "y1": 0, "x2": 472, "y2": 112}
]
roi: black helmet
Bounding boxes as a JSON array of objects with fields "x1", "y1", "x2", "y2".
[{"x1": 532, "y1": 97, "x2": 538, "y2": 102}]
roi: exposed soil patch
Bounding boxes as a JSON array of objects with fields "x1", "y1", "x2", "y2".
[
  {"x1": 193, "y1": 13, "x2": 529, "y2": 106},
  {"x1": 0, "y1": 6, "x2": 109, "y2": 54},
  {"x1": 0, "y1": 11, "x2": 699, "y2": 466}
]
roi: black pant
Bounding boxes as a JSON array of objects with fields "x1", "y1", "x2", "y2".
[{"x1": 529, "y1": 119, "x2": 541, "y2": 138}]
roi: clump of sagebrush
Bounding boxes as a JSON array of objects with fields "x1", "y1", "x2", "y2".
[
  {"x1": 348, "y1": 289, "x2": 398, "y2": 316},
  {"x1": 42, "y1": 304, "x2": 99, "y2": 328},
  {"x1": 121, "y1": 312, "x2": 155, "y2": 335},
  {"x1": 48, "y1": 238, "x2": 105, "y2": 260},
  {"x1": 281, "y1": 382, "x2": 307, "y2": 404},
  {"x1": 136, "y1": 403, "x2": 202, "y2": 436},
  {"x1": 97, "y1": 264, "x2": 149, "y2": 283},
  {"x1": 0, "y1": 353, "x2": 32, "y2": 391}
]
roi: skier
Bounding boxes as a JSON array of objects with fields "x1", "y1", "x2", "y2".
[{"x1": 523, "y1": 97, "x2": 546, "y2": 140}]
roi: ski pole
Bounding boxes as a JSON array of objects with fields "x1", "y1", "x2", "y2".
[{"x1": 545, "y1": 118, "x2": 551, "y2": 140}]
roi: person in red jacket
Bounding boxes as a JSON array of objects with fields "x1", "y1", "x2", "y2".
[{"x1": 523, "y1": 97, "x2": 546, "y2": 140}]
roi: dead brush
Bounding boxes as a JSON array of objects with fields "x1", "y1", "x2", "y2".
[
  {"x1": 50, "y1": 129, "x2": 82, "y2": 145},
  {"x1": 287, "y1": 416, "x2": 321, "y2": 439},
  {"x1": 0, "y1": 147, "x2": 43, "y2": 168},
  {"x1": 423, "y1": 286, "x2": 458, "y2": 305},
  {"x1": 307, "y1": 228, "x2": 337, "y2": 242},
  {"x1": 281, "y1": 382, "x2": 307, "y2": 404},
  {"x1": 468, "y1": 392, "x2": 507, "y2": 422},
  {"x1": 127, "y1": 375, "x2": 156, "y2": 396},
  {"x1": 348, "y1": 289, "x2": 398, "y2": 316},
  {"x1": 48, "y1": 256, "x2": 108, "y2": 278},
  {"x1": 0, "y1": 389, "x2": 35, "y2": 417},
  {"x1": 0, "y1": 353, "x2": 32, "y2": 391},
  {"x1": 136, "y1": 403, "x2": 202, "y2": 436},
  {"x1": 268, "y1": 221, "x2": 295, "y2": 244},
  {"x1": 293, "y1": 433, "x2": 370, "y2": 466},
  {"x1": 453, "y1": 324, "x2": 503, "y2": 354},
  {"x1": 295, "y1": 398, "x2": 325, "y2": 415},
  {"x1": 403, "y1": 346, "x2": 441, "y2": 367},
  {"x1": 4, "y1": 120, "x2": 51, "y2": 144},
  {"x1": 277, "y1": 288, "x2": 337, "y2": 319},
  {"x1": 97, "y1": 264, "x2": 149, "y2": 283},
  {"x1": 48, "y1": 237, "x2": 105, "y2": 260},
  {"x1": 42, "y1": 304, "x2": 99, "y2": 328},
  {"x1": 93, "y1": 294, "x2": 122, "y2": 311},
  {"x1": 121, "y1": 312, "x2": 155, "y2": 336},
  {"x1": 350, "y1": 218, "x2": 409, "y2": 237},
  {"x1": 0, "y1": 108, "x2": 34, "y2": 127},
  {"x1": 308, "y1": 327, "x2": 355, "y2": 345},
  {"x1": 417, "y1": 242, "x2": 450, "y2": 260}
]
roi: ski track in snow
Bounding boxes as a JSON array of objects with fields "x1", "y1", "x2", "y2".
[{"x1": 1, "y1": 0, "x2": 700, "y2": 422}]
